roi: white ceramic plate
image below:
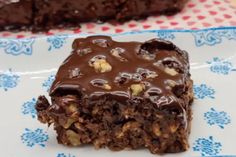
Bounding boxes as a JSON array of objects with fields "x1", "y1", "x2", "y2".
[{"x1": 1, "y1": 27, "x2": 236, "y2": 157}]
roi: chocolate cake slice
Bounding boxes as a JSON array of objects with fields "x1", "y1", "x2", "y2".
[
  {"x1": 33, "y1": 0, "x2": 188, "y2": 31},
  {"x1": 0, "y1": 0, "x2": 33, "y2": 31},
  {"x1": 0, "y1": 0, "x2": 188, "y2": 31},
  {"x1": 35, "y1": 36, "x2": 194, "y2": 154}
]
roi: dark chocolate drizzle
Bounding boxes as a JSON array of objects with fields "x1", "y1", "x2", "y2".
[{"x1": 50, "y1": 36, "x2": 190, "y2": 110}]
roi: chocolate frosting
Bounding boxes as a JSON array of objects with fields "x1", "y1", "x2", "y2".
[{"x1": 50, "y1": 36, "x2": 190, "y2": 111}]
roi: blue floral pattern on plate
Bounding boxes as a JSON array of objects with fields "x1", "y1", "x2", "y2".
[
  {"x1": 157, "y1": 31, "x2": 175, "y2": 40},
  {"x1": 21, "y1": 98, "x2": 37, "y2": 119},
  {"x1": 0, "y1": 38, "x2": 34, "y2": 55},
  {"x1": 0, "y1": 27, "x2": 236, "y2": 156},
  {"x1": 204, "y1": 108, "x2": 231, "y2": 129},
  {"x1": 42, "y1": 75, "x2": 55, "y2": 91},
  {"x1": 21, "y1": 128, "x2": 49, "y2": 147},
  {"x1": 207, "y1": 57, "x2": 236, "y2": 75},
  {"x1": 56, "y1": 153, "x2": 75, "y2": 157},
  {"x1": 192, "y1": 29, "x2": 236, "y2": 47},
  {"x1": 47, "y1": 35, "x2": 68, "y2": 51},
  {"x1": 193, "y1": 136, "x2": 222, "y2": 156},
  {"x1": 0, "y1": 69, "x2": 19, "y2": 91},
  {"x1": 194, "y1": 84, "x2": 215, "y2": 99}
]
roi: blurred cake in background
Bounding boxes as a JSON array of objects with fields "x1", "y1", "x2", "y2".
[{"x1": 0, "y1": 0, "x2": 188, "y2": 32}]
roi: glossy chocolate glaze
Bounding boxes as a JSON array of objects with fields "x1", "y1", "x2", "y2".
[{"x1": 50, "y1": 36, "x2": 190, "y2": 111}]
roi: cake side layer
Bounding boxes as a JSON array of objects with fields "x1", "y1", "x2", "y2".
[{"x1": 36, "y1": 84, "x2": 193, "y2": 153}]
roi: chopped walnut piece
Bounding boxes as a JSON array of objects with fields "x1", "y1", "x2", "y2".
[
  {"x1": 152, "y1": 123, "x2": 161, "y2": 137},
  {"x1": 136, "y1": 68, "x2": 158, "y2": 79},
  {"x1": 89, "y1": 58, "x2": 112, "y2": 73},
  {"x1": 165, "y1": 80, "x2": 177, "y2": 87},
  {"x1": 74, "y1": 122, "x2": 86, "y2": 132},
  {"x1": 110, "y1": 47, "x2": 127, "y2": 62},
  {"x1": 130, "y1": 83, "x2": 145, "y2": 96},
  {"x1": 92, "y1": 39, "x2": 110, "y2": 47},
  {"x1": 104, "y1": 84, "x2": 112, "y2": 90},
  {"x1": 122, "y1": 122, "x2": 140, "y2": 132},
  {"x1": 76, "y1": 48, "x2": 92, "y2": 56},
  {"x1": 60, "y1": 118, "x2": 76, "y2": 129},
  {"x1": 69, "y1": 67, "x2": 81, "y2": 78},
  {"x1": 66, "y1": 130, "x2": 81, "y2": 146},
  {"x1": 164, "y1": 67, "x2": 178, "y2": 76},
  {"x1": 170, "y1": 123, "x2": 179, "y2": 133},
  {"x1": 65, "y1": 103, "x2": 78, "y2": 114},
  {"x1": 90, "y1": 79, "x2": 112, "y2": 90}
]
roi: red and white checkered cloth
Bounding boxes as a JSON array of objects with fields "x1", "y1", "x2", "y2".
[{"x1": 1, "y1": 0, "x2": 236, "y2": 38}]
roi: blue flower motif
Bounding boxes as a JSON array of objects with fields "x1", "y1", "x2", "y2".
[
  {"x1": 193, "y1": 136, "x2": 222, "y2": 156},
  {"x1": 21, "y1": 98, "x2": 37, "y2": 119},
  {"x1": 192, "y1": 29, "x2": 236, "y2": 47},
  {"x1": 42, "y1": 75, "x2": 55, "y2": 92},
  {"x1": 21, "y1": 128, "x2": 49, "y2": 147},
  {"x1": 157, "y1": 31, "x2": 175, "y2": 40},
  {"x1": 0, "y1": 69, "x2": 19, "y2": 91},
  {"x1": 47, "y1": 35, "x2": 68, "y2": 51},
  {"x1": 204, "y1": 108, "x2": 231, "y2": 129},
  {"x1": 207, "y1": 57, "x2": 236, "y2": 75},
  {"x1": 194, "y1": 84, "x2": 215, "y2": 99},
  {"x1": 0, "y1": 38, "x2": 34, "y2": 55},
  {"x1": 57, "y1": 153, "x2": 75, "y2": 157}
]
